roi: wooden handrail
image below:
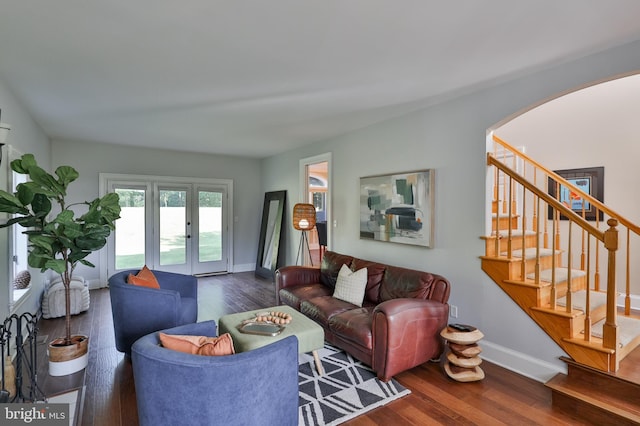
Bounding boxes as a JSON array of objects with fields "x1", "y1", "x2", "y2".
[
  {"x1": 493, "y1": 134, "x2": 640, "y2": 235},
  {"x1": 487, "y1": 154, "x2": 604, "y2": 242}
]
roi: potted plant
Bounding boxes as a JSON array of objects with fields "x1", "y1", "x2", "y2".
[{"x1": 0, "y1": 154, "x2": 120, "y2": 375}]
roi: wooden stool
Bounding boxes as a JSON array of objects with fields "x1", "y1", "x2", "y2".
[{"x1": 440, "y1": 324, "x2": 485, "y2": 382}]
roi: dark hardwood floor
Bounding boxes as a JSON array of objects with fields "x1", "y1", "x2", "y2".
[{"x1": 32, "y1": 272, "x2": 592, "y2": 425}]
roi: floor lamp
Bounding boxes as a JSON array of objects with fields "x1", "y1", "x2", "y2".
[{"x1": 293, "y1": 203, "x2": 316, "y2": 266}]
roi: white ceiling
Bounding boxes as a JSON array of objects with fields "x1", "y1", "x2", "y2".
[{"x1": 1, "y1": 1, "x2": 640, "y2": 159}]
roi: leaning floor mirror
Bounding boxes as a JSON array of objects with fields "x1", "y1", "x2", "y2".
[{"x1": 255, "y1": 190, "x2": 287, "y2": 280}]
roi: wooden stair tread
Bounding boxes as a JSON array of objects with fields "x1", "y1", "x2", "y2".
[
  {"x1": 491, "y1": 213, "x2": 519, "y2": 217},
  {"x1": 493, "y1": 229, "x2": 536, "y2": 237},
  {"x1": 562, "y1": 336, "x2": 610, "y2": 352},
  {"x1": 500, "y1": 247, "x2": 559, "y2": 259},
  {"x1": 546, "y1": 373, "x2": 640, "y2": 422},
  {"x1": 481, "y1": 231, "x2": 536, "y2": 241},
  {"x1": 530, "y1": 305, "x2": 583, "y2": 318},
  {"x1": 556, "y1": 290, "x2": 607, "y2": 313},
  {"x1": 589, "y1": 315, "x2": 640, "y2": 347},
  {"x1": 527, "y1": 267, "x2": 586, "y2": 283},
  {"x1": 503, "y1": 278, "x2": 550, "y2": 288}
]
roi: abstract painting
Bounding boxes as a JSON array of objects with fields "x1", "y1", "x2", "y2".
[{"x1": 360, "y1": 169, "x2": 434, "y2": 247}]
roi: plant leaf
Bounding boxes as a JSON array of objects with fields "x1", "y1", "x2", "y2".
[
  {"x1": 44, "y1": 259, "x2": 67, "y2": 275},
  {"x1": 28, "y1": 166, "x2": 65, "y2": 196},
  {"x1": 31, "y1": 193, "x2": 52, "y2": 217},
  {"x1": 27, "y1": 251, "x2": 49, "y2": 270},
  {"x1": 0, "y1": 190, "x2": 26, "y2": 214},
  {"x1": 10, "y1": 154, "x2": 36, "y2": 174},
  {"x1": 16, "y1": 183, "x2": 35, "y2": 205},
  {"x1": 28, "y1": 235, "x2": 55, "y2": 253},
  {"x1": 55, "y1": 166, "x2": 79, "y2": 187},
  {"x1": 78, "y1": 259, "x2": 95, "y2": 268}
]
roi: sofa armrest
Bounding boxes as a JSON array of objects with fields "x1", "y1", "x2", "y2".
[
  {"x1": 276, "y1": 266, "x2": 321, "y2": 288},
  {"x1": 275, "y1": 266, "x2": 321, "y2": 304},
  {"x1": 372, "y1": 298, "x2": 449, "y2": 381},
  {"x1": 374, "y1": 298, "x2": 448, "y2": 319}
]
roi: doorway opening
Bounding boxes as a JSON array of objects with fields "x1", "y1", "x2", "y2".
[{"x1": 299, "y1": 153, "x2": 332, "y2": 266}]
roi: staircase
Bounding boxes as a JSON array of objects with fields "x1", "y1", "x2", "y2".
[{"x1": 482, "y1": 134, "x2": 640, "y2": 421}]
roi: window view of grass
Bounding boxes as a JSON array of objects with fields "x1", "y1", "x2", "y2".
[
  {"x1": 114, "y1": 189, "x2": 223, "y2": 270},
  {"x1": 199, "y1": 231, "x2": 222, "y2": 262}
]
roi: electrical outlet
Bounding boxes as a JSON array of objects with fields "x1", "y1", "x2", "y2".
[{"x1": 450, "y1": 305, "x2": 458, "y2": 318}]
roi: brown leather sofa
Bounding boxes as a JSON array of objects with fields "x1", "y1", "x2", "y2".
[{"x1": 276, "y1": 251, "x2": 451, "y2": 381}]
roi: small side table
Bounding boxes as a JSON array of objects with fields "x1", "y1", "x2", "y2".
[{"x1": 440, "y1": 324, "x2": 485, "y2": 382}]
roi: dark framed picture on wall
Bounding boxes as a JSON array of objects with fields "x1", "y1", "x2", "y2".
[{"x1": 548, "y1": 166, "x2": 604, "y2": 221}]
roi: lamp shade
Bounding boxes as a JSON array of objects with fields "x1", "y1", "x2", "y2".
[{"x1": 292, "y1": 203, "x2": 316, "y2": 231}]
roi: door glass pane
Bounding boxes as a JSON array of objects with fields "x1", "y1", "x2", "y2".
[
  {"x1": 115, "y1": 188, "x2": 146, "y2": 269},
  {"x1": 160, "y1": 189, "x2": 186, "y2": 266},
  {"x1": 198, "y1": 190, "x2": 222, "y2": 262}
]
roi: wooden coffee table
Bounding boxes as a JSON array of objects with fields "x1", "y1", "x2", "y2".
[{"x1": 218, "y1": 305, "x2": 325, "y2": 374}]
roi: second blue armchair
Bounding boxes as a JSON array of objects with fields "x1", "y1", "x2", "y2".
[
  {"x1": 132, "y1": 321, "x2": 299, "y2": 426},
  {"x1": 108, "y1": 269, "x2": 198, "y2": 355}
]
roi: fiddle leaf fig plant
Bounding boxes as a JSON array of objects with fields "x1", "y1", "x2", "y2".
[{"x1": 0, "y1": 154, "x2": 121, "y2": 345}]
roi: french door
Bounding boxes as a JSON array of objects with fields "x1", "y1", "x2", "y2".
[{"x1": 101, "y1": 175, "x2": 232, "y2": 278}]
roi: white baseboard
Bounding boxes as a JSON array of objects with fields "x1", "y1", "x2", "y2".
[{"x1": 480, "y1": 339, "x2": 566, "y2": 383}]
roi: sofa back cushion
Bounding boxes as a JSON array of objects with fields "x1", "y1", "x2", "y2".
[
  {"x1": 379, "y1": 265, "x2": 450, "y2": 303},
  {"x1": 351, "y1": 258, "x2": 386, "y2": 304},
  {"x1": 320, "y1": 251, "x2": 354, "y2": 288}
]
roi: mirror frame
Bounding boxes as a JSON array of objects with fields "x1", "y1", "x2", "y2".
[{"x1": 255, "y1": 190, "x2": 287, "y2": 280}]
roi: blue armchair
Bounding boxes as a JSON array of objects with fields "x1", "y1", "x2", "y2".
[
  {"x1": 131, "y1": 321, "x2": 299, "y2": 426},
  {"x1": 108, "y1": 269, "x2": 198, "y2": 355}
]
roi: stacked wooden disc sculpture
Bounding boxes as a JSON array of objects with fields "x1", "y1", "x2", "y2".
[{"x1": 440, "y1": 323, "x2": 485, "y2": 382}]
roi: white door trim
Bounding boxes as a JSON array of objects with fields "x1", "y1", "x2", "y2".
[
  {"x1": 99, "y1": 173, "x2": 233, "y2": 283},
  {"x1": 298, "y1": 153, "x2": 332, "y2": 252}
]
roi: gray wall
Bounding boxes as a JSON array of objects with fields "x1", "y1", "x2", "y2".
[
  {"x1": 51, "y1": 139, "x2": 264, "y2": 283},
  {"x1": 262, "y1": 40, "x2": 640, "y2": 381}
]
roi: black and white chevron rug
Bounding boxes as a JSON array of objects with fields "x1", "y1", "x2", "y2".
[{"x1": 298, "y1": 344, "x2": 410, "y2": 426}]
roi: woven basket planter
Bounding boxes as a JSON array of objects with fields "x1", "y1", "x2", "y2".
[{"x1": 48, "y1": 335, "x2": 89, "y2": 376}]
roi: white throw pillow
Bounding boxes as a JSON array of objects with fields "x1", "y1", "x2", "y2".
[{"x1": 333, "y1": 264, "x2": 368, "y2": 307}]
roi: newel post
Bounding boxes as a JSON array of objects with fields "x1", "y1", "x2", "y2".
[{"x1": 603, "y1": 218, "x2": 619, "y2": 354}]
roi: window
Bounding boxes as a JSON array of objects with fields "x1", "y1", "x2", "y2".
[{"x1": 7, "y1": 147, "x2": 31, "y2": 312}]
